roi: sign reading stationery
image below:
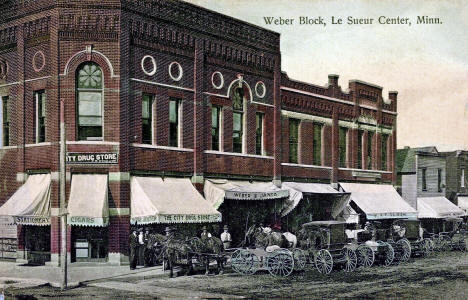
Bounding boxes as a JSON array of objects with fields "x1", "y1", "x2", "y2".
[{"x1": 66, "y1": 152, "x2": 118, "y2": 164}]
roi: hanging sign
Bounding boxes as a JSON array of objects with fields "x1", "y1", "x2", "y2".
[{"x1": 66, "y1": 152, "x2": 119, "y2": 164}]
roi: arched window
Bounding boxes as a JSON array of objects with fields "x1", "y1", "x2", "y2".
[
  {"x1": 232, "y1": 87, "x2": 244, "y2": 153},
  {"x1": 76, "y1": 62, "x2": 103, "y2": 141}
]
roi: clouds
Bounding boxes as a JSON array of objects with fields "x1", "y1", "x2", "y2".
[{"x1": 187, "y1": 0, "x2": 468, "y2": 151}]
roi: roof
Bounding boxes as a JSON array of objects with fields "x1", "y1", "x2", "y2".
[{"x1": 397, "y1": 146, "x2": 439, "y2": 173}]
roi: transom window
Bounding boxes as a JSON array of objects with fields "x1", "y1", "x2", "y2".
[{"x1": 76, "y1": 63, "x2": 103, "y2": 141}]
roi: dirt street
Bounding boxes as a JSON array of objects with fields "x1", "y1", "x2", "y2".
[{"x1": 3, "y1": 251, "x2": 468, "y2": 300}]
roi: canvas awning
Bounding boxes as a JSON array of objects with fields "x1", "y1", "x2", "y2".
[
  {"x1": 417, "y1": 197, "x2": 465, "y2": 219},
  {"x1": 0, "y1": 174, "x2": 51, "y2": 225},
  {"x1": 131, "y1": 177, "x2": 221, "y2": 224},
  {"x1": 204, "y1": 179, "x2": 289, "y2": 209},
  {"x1": 457, "y1": 196, "x2": 468, "y2": 215},
  {"x1": 280, "y1": 182, "x2": 350, "y2": 218},
  {"x1": 67, "y1": 174, "x2": 109, "y2": 226},
  {"x1": 339, "y1": 182, "x2": 417, "y2": 220}
]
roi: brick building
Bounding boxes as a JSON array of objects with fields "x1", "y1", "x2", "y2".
[{"x1": 0, "y1": 0, "x2": 397, "y2": 265}]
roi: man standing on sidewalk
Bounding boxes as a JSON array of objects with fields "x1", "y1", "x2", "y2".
[{"x1": 129, "y1": 229, "x2": 138, "y2": 270}]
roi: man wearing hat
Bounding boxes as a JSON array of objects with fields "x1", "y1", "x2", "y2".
[
  {"x1": 200, "y1": 226, "x2": 212, "y2": 241},
  {"x1": 129, "y1": 229, "x2": 138, "y2": 270},
  {"x1": 165, "y1": 226, "x2": 174, "y2": 238},
  {"x1": 220, "y1": 225, "x2": 232, "y2": 250}
]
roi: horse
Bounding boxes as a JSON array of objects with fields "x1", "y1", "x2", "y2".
[
  {"x1": 145, "y1": 233, "x2": 168, "y2": 267},
  {"x1": 189, "y1": 236, "x2": 225, "y2": 275},
  {"x1": 163, "y1": 235, "x2": 195, "y2": 278},
  {"x1": 245, "y1": 224, "x2": 297, "y2": 250}
]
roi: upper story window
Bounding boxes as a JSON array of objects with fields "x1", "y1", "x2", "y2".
[
  {"x1": 35, "y1": 90, "x2": 46, "y2": 143},
  {"x1": 289, "y1": 118, "x2": 300, "y2": 163},
  {"x1": 211, "y1": 106, "x2": 221, "y2": 151},
  {"x1": 381, "y1": 134, "x2": 389, "y2": 171},
  {"x1": 256, "y1": 112, "x2": 264, "y2": 156},
  {"x1": 438, "y1": 168, "x2": 443, "y2": 193},
  {"x1": 169, "y1": 98, "x2": 182, "y2": 147},
  {"x1": 232, "y1": 87, "x2": 244, "y2": 153},
  {"x1": 313, "y1": 123, "x2": 323, "y2": 166},
  {"x1": 142, "y1": 93, "x2": 154, "y2": 144},
  {"x1": 1, "y1": 96, "x2": 9, "y2": 147},
  {"x1": 367, "y1": 131, "x2": 374, "y2": 169},
  {"x1": 76, "y1": 62, "x2": 103, "y2": 141},
  {"x1": 461, "y1": 169, "x2": 465, "y2": 188},
  {"x1": 422, "y1": 168, "x2": 427, "y2": 191},
  {"x1": 339, "y1": 127, "x2": 347, "y2": 168},
  {"x1": 358, "y1": 130, "x2": 364, "y2": 169}
]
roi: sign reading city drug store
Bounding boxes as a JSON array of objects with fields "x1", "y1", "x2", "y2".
[{"x1": 66, "y1": 152, "x2": 119, "y2": 164}]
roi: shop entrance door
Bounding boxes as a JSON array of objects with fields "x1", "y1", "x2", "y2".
[{"x1": 71, "y1": 227, "x2": 108, "y2": 262}]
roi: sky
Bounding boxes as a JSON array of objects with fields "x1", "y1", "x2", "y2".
[{"x1": 185, "y1": 0, "x2": 468, "y2": 152}]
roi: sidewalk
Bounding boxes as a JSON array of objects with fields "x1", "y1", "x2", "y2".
[{"x1": 0, "y1": 261, "x2": 165, "y2": 288}]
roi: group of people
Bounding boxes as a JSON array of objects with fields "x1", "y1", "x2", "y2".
[{"x1": 129, "y1": 225, "x2": 232, "y2": 270}]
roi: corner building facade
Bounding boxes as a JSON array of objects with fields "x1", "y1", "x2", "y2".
[{"x1": 0, "y1": 0, "x2": 397, "y2": 265}]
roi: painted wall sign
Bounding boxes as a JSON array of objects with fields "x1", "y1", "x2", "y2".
[{"x1": 66, "y1": 152, "x2": 119, "y2": 164}]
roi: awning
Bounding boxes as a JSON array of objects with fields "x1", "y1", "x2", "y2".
[
  {"x1": 338, "y1": 206, "x2": 360, "y2": 224},
  {"x1": 280, "y1": 182, "x2": 350, "y2": 218},
  {"x1": 131, "y1": 177, "x2": 221, "y2": 224},
  {"x1": 0, "y1": 174, "x2": 51, "y2": 225},
  {"x1": 339, "y1": 182, "x2": 417, "y2": 220},
  {"x1": 417, "y1": 197, "x2": 465, "y2": 219},
  {"x1": 67, "y1": 174, "x2": 109, "y2": 226},
  {"x1": 204, "y1": 179, "x2": 289, "y2": 209},
  {"x1": 457, "y1": 196, "x2": 468, "y2": 215}
]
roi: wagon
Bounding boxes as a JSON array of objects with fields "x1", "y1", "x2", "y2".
[
  {"x1": 299, "y1": 221, "x2": 358, "y2": 274},
  {"x1": 230, "y1": 247, "x2": 306, "y2": 277},
  {"x1": 433, "y1": 218, "x2": 468, "y2": 251},
  {"x1": 393, "y1": 219, "x2": 431, "y2": 258},
  {"x1": 354, "y1": 228, "x2": 395, "y2": 267}
]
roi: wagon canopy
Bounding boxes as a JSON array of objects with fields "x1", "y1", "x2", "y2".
[
  {"x1": 67, "y1": 174, "x2": 109, "y2": 226},
  {"x1": 280, "y1": 182, "x2": 350, "y2": 218},
  {"x1": 131, "y1": 176, "x2": 221, "y2": 225},
  {"x1": 204, "y1": 179, "x2": 289, "y2": 209},
  {"x1": 457, "y1": 196, "x2": 468, "y2": 215},
  {"x1": 417, "y1": 197, "x2": 465, "y2": 219},
  {"x1": 339, "y1": 182, "x2": 417, "y2": 220},
  {"x1": 0, "y1": 174, "x2": 51, "y2": 226}
]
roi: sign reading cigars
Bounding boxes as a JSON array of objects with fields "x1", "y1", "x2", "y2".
[{"x1": 66, "y1": 152, "x2": 118, "y2": 164}]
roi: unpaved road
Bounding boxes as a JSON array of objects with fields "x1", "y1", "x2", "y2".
[{"x1": 4, "y1": 251, "x2": 468, "y2": 299}]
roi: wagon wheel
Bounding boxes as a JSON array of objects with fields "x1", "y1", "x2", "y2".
[
  {"x1": 383, "y1": 243, "x2": 394, "y2": 266},
  {"x1": 266, "y1": 249, "x2": 294, "y2": 277},
  {"x1": 342, "y1": 248, "x2": 357, "y2": 272},
  {"x1": 314, "y1": 249, "x2": 333, "y2": 275},
  {"x1": 396, "y1": 239, "x2": 411, "y2": 262},
  {"x1": 356, "y1": 244, "x2": 375, "y2": 268},
  {"x1": 292, "y1": 248, "x2": 307, "y2": 271},
  {"x1": 231, "y1": 249, "x2": 258, "y2": 275}
]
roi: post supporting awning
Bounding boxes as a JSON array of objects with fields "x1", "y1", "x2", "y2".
[
  {"x1": 131, "y1": 177, "x2": 221, "y2": 225},
  {"x1": 0, "y1": 174, "x2": 51, "y2": 225},
  {"x1": 339, "y1": 182, "x2": 417, "y2": 220},
  {"x1": 67, "y1": 174, "x2": 109, "y2": 226}
]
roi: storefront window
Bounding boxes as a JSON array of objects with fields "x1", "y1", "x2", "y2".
[
  {"x1": 289, "y1": 118, "x2": 299, "y2": 163},
  {"x1": 76, "y1": 62, "x2": 103, "y2": 141},
  {"x1": 339, "y1": 127, "x2": 347, "y2": 168},
  {"x1": 142, "y1": 93, "x2": 153, "y2": 144},
  {"x1": 35, "y1": 91, "x2": 46, "y2": 143}
]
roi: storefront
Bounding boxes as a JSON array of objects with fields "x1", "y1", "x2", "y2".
[
  {"x1": 0, "y1": 174, "x2": 51, "y2": 264},
  {"x1": 204, "y1": 180, "x2": 289, "y2": 244},
  {"x1": 417, "y1": 197, "x2": 465, "y2": 233},
  {"x1": 67, "y1": 174, "x2": 109, "y2": 262},
  {"x1": 339, "y1": 182, "x2": 418, "y2": 224}
]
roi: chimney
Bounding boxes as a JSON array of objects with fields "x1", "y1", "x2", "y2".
[
  {"x1": 328, "y1": 74, "x2": 339, "y2": 87},
  {"x1": 389, "y1": 91, "x2": 398, "y2": 111}
]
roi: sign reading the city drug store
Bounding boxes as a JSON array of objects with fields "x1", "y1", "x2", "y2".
[{"x1": 66, "y1": 152, "x2": 119, "y2": 164}]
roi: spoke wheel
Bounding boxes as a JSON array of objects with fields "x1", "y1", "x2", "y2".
[
  {"x1": 266, "y1": 250, "x2": 294, "y2": 277},
  {"x1": 356, "y1": 244, "x2": 375, "y2": 268},
  {"x1": 292, "y1": 248, "x2": 307, "y2": 271},
  {"x1": 396, "y1": 239, "x2": 411, "y2": 262},
  {"x1": 231, "y1": 249, "x2": 258, "y2": 275},
  {"x1": 383, "y1": 243, "x2": 394, "y2": 266},
  {"x1": 342, "y1": 248, "x2": 357, "y2": 272},
  {"x1": 314, "y1": 249, "x2": 333, "y2": 275}
]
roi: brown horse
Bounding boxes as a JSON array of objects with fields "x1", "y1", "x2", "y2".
[
  {"x1": 190, "y1": 236, "x2": 225, "y2": 275},
  {"x1": 245, "y1": 224, "x2": 292, "y2": 249},
  {"x1": 164, "y1": 235, "x2": 195, "y2": 278}
]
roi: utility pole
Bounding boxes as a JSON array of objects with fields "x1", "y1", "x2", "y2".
[{"x1": 60, "y1": 99, "x2": 67, "y2": 290}]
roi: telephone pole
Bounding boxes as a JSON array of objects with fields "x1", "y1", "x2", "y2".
[{"x1": 60, "y1": 99, "x2": 67, "y2": 290}]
